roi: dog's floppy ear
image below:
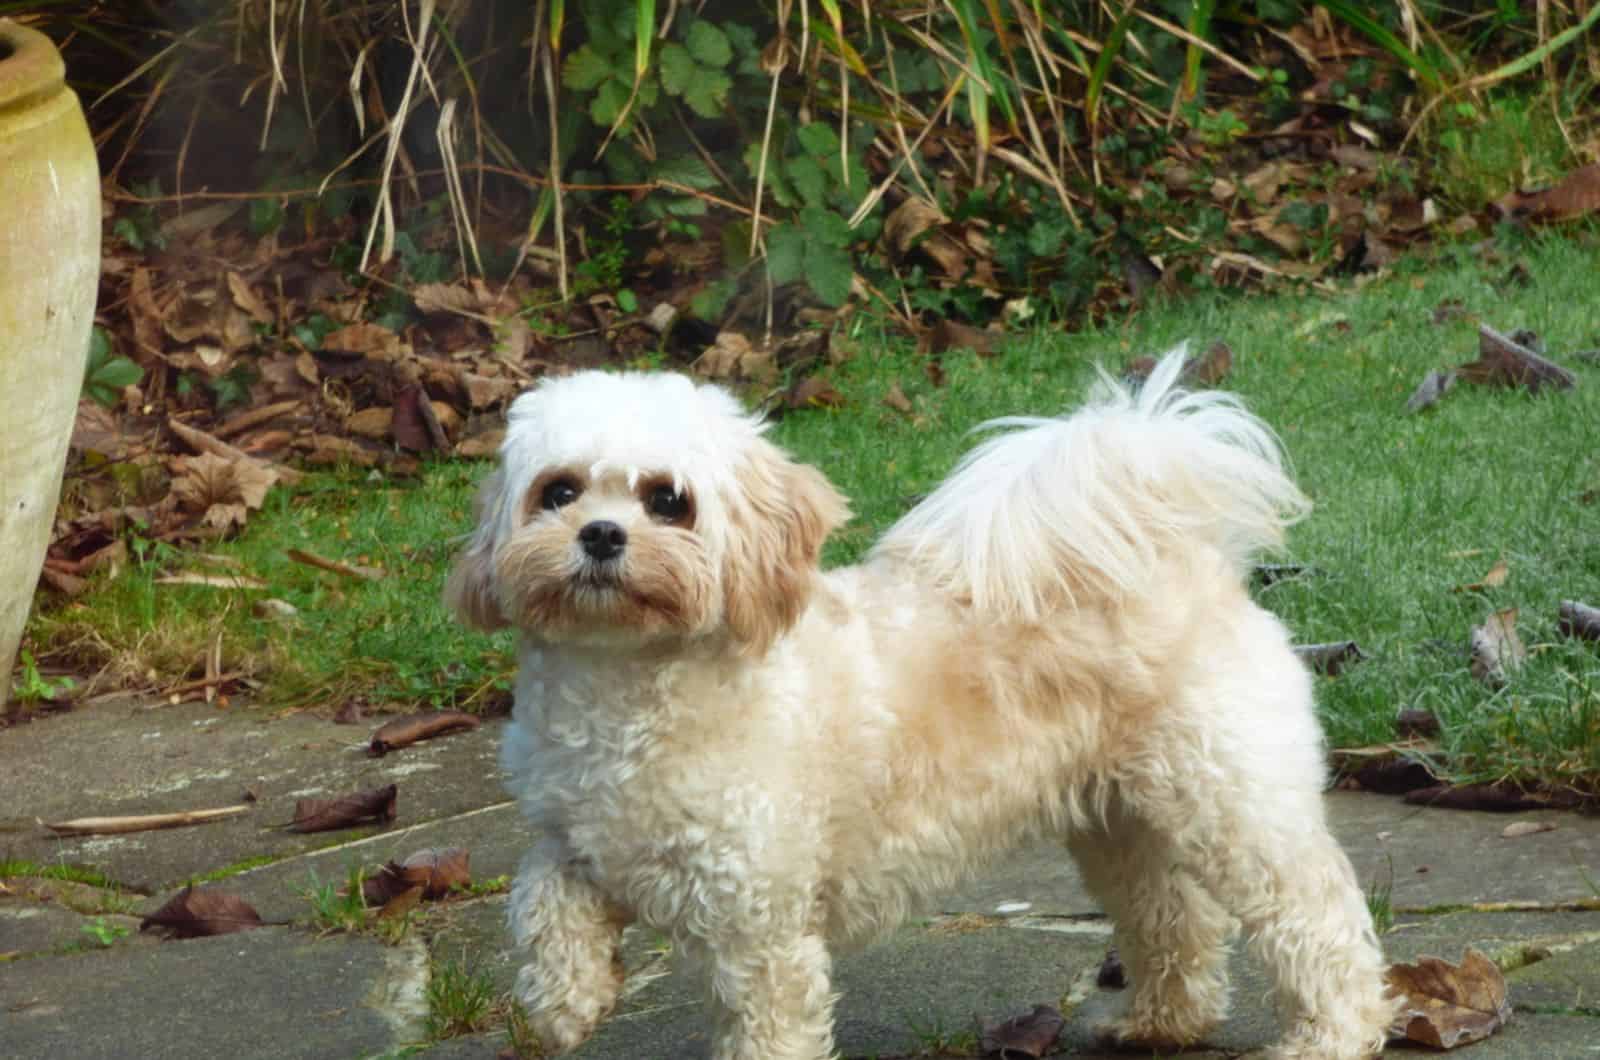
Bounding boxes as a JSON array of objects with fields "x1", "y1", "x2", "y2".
[
  {"x1": 721, "y1": 439, "x2": 849, "y2": 654},
  {"x1": 444, "y1": 467, "x2": 510, "y2": 631}
]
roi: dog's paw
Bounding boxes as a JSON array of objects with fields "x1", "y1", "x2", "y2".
[
  {"x1": 514, "y1": 965, "x2": 620, "y2": 1054},
  {"x1": 1093, "y1": 1012, "x2": 1213, "y2": 1053}
]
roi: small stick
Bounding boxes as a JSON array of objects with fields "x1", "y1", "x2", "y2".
[
  {"x1": 286, "y1": 548, "x2": 384, "y2": 581},
  {"x1": 44, "y1": 805, "x2": 252, "y2": 837}
]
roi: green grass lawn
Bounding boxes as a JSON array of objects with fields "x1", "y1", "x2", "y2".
[{"x1": 27, "y1": 234, "x2": 1600, "y2": 788}]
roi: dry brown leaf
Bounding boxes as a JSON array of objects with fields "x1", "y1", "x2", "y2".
[
  {"x1": 921, "y1": 318, "x2": 1001, "y2": 357},
  {"x1": 1496, "y1": 163, "x2": 1600, "y2": 223},
  {"x1": 140, "y1": 886, "x2": 265, "y2": 938},
  {"x1": 1404, "y1": 780, "x2": 1576, "y2": 811},
  {"x1": 1386, "y1": 949, "x2": 1511, "y2": 1048},
  {"x1": 882, "y1": 197, "x2": 948, "y2": 259},
  {"x1": 883, "y1": 381, "x2": 913, "y2": 414},
  {"x1": 1469, "y1": 608, "x2": 1525, "y2": 687},
  {"x1": 1096, "y1": 947, "x2": 1127, "y2": 988},
  {"x1": 226, "y1": 272, "x2": 273, "y2": 324},
  {"x1": 1500, "y1": 820, "x2": 1556, "y2": 839},
  {"x1": 412, "y1": 282, "x2": 478, "y2": 316},
  {"x1": 289, "y1": 784, "x2": 398, "y2": 833},
  {"x1": 1557, "y1": 600, "x2": 1600, "y2": 642},
  {"x1": 362, "y1": 847, "x2": 472, "y2": 905},
  {"x1": 1294, "y1": 640, "x2": 1365, "y2": 676},
  {"x1": 1458, "y1": 325, "x2": 1577, "y2": 394},
  {"x1": 346, "y1": 407, "x2": 394, "y2": 440},
  {"x1": 322, "y1": 322, "x2": 405, "y2": 360},
  {"x1": 696, "y1": 330, "x2": 774, "y2": 381},
  {"x1": 377, "y1": 885, "x2": 425, "y2": 920},
  {"x1": 1454, "y1": 558, "x2": 1509, "y2": 593},
  {"x1": 129, "y1": 266, "x2": 165, "y2": 354},
  {"x1": 979, "y1": 1004, "x2": 1065, "y2": 1059},
  {"x1": 784, "y1": 376, "x2": 846, "y2": 410},
  {"x1": 170, "y1": 452, "x2": 279, "y2": 531},
  {"x1": 392, "y1": 384, "x2": 449, "y2": 452},
  {"x1": 369, "y1": 711, "x2": 482, "y2": 756}
]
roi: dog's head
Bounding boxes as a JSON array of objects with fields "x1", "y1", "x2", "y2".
[{"x1": 445, "y1": 372, "x2": 848, "y2": 654}]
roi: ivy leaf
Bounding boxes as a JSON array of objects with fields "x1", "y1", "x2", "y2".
[
  {"x1": 685, "y1": 20, "x2": 733, "y2": 68},
  {"x1": 681, "y1": 69, "x2": 731, "y2": 119},
  {"x1": 658, "y1": 42, "x2": 697, "y2": 97},
  {"x1": 563, "y1": 44, "x2": 614, "y2": 91},
  {"x1": 804, "y1": 243, "x2": 855, "y2": 307},
  {"x1": 766, "y1": 225, "x2": 807, "y2": 286},
  {"x1": 796, "y1": 122, "x2": 841, "y2": 159}
]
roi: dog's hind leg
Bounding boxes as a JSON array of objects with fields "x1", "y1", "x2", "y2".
[
  {"x1": 1067, "y1": 809, "x2": 1236, "y2": 1049},
  {"x1": 507, "y1": 839, "x2": 630, "y2": 1054},
  {"x1": 1176, "y1": 798, "x2": 1396, "y2": 1060}
]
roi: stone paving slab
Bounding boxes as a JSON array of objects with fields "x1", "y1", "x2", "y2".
[
  {"x1": 0, "y1": 926, "x2": 430, "y2": 1060},
  {"x1": 3, "y1": 700, "x2": 506, "y2": 893},
  {"x1": 8, "y1": 697, "x2": 1600, "y2": 1059}
]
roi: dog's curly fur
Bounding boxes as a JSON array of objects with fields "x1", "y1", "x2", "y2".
[{"x1": 446, "y1": 349, "x2": 1400, "y2": 1060}]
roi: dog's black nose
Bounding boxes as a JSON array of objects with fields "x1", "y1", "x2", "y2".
[{"x1": 578, "y1": 520, "x2": 627, "y2": 561}]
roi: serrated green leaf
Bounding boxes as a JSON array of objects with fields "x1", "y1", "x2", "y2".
[
  {"x1": 804, "y1": 243, "x2": 854, "y2": 307},
  {"x1": 744, "y1": 142, "x2": 795, "y2": 207},
  {"x1": 651, "y1": 153, "x2": 716, "y2": 189},
  {"x1": 796, "y1": 122, "x2": 840, "y2": 159},
  {"x1": 590, "y1": 79, "x2": 629, "y2": 126},
  {"x1": 801, "y1": 206, "x2": 852, "y2": 247},
  {"x1": 681, "y1": 69, "x2": 731, "y2": 119},
  {"x1": 786, "y1": 154, "x2": 830, "y2": 208},
  {"x1": 766, "y1": 225, "x2": 807, "y2": 286},
  {"x1": 685, "y1": 20, "x2": 732, "y2": 68},
  {"x1": 659, "y1": 42, "x2": 696, "y2": 96},
  {"x1": 562, "y1": 44, "x2": 614, "y2": 91}
]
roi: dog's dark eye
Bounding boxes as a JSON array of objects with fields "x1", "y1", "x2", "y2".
[
  {"x1": 647, "y1": 484, "x2": 690, "y2": 522},
  {"x1": 540, "y1": 478, "x2": 581, "y2": 511}
]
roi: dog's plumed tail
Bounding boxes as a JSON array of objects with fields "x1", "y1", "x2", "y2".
[{"x1": 873, "y1": 346, "x2": 1310, "y2": 620}]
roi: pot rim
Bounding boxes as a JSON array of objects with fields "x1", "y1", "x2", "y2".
[{"x1": 0, "y1": 20, "x2": 67, "y2": 111}]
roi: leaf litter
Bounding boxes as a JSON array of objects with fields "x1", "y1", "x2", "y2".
[
  {"x1": 288, "y1": 783, "x2": 398, "y2": 833},
  {"x1": 1386, "y1": 949, "x2": 1511, "y2": 1049}
]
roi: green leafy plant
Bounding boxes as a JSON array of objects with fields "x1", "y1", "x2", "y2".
[
  {"x1": 766, "y1": 206, "x2": 856, "y2": 308},
  {"x1": 80, "y1": 916, "x2": 132, "y2": 948},
  {"x1": 11, "y1": 650, "x2": 75, "y2": 706},
  {"x1": 82, "y1": 327, "x2": 144, "y2": 408}
]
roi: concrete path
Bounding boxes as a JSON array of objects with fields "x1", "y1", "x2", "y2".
[{"x1": 4, "y1": 698, "x2": 1600, "y2": 1059}]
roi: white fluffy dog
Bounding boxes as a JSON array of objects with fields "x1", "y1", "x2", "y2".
[{"x1": 446, "y1": 349, "x2": 1397, "y2": 1060}]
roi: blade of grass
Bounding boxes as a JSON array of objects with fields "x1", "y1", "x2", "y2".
[{"x1": 1320, "y1": 0, "x2": 1443, "y2": 92}]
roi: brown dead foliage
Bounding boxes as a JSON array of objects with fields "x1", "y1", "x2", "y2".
[
  {"x1": 979, "y1": 1004, "x2": 1065, "y2": 1058},
  {"x1": 362, "y1": 847, "x2": 472, "y2": 906},
  {"x1": 140, "y1": 885, "x2": 265, "y2": 938},
  {"x1": 289, "y1": 783, "x2": 398, "y2": 833},
  {"x1": 1386, "y1": 949, "x2": 1511, "y2": 1049}
]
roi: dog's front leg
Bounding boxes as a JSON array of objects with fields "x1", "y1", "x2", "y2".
[
  {"x1": 507, "y1": 838, "x2": 630, "y2": 1053},
  {"x1": 703, "y1": 930, "x2": 837, "y2": 1060}
]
